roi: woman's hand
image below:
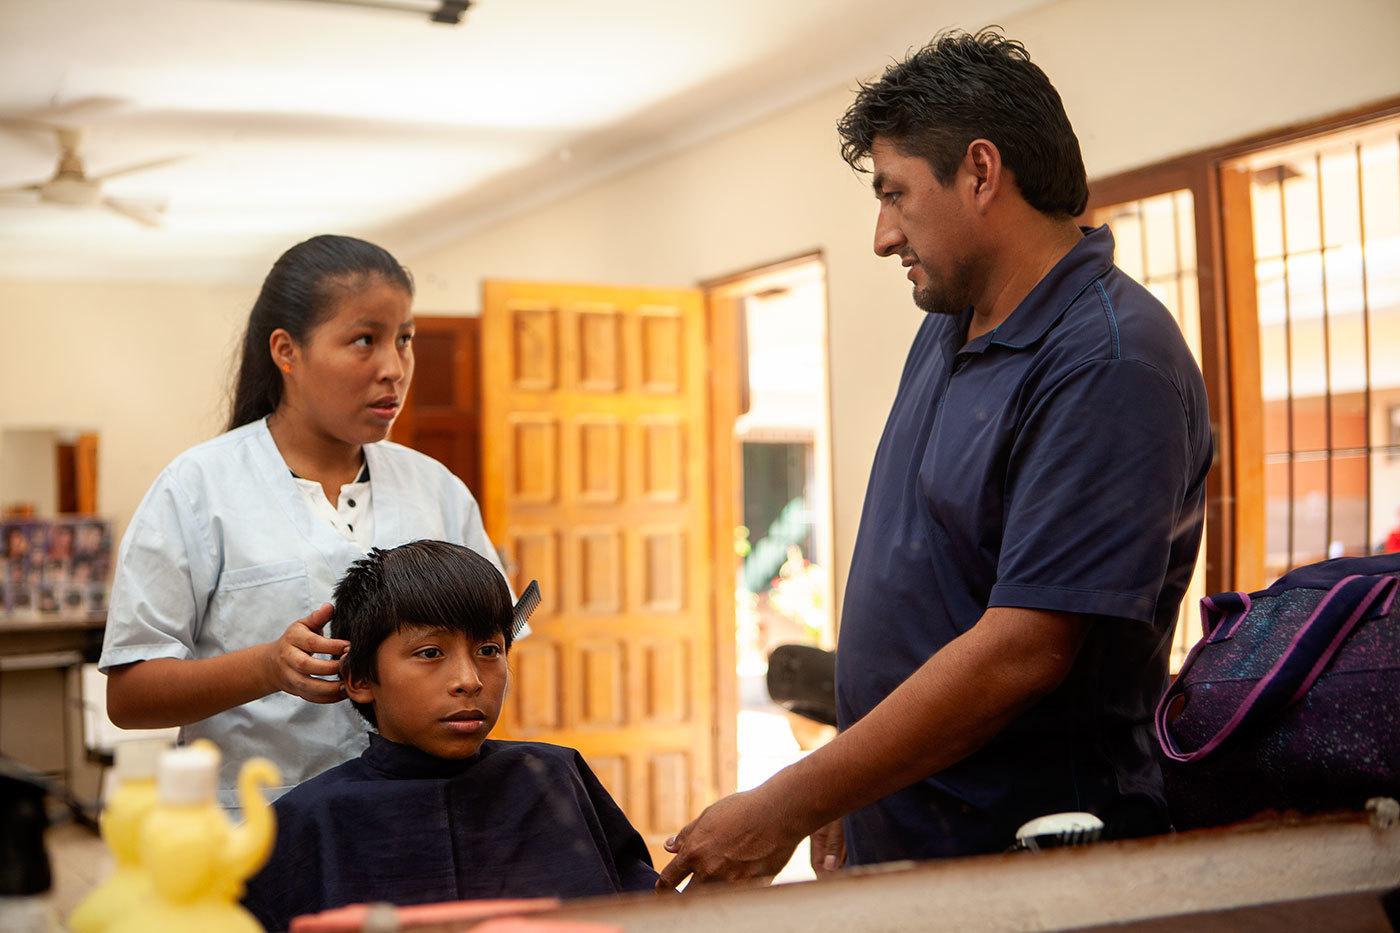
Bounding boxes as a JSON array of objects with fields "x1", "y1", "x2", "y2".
[{"x1": 263, "y1": 603, "x2": 349, "y2": 703}]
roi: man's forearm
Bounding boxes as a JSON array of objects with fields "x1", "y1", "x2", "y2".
[
  {"x1": 105, "y1": 645, "x2": 277, "y2": 729},
  {"x1": 767, "y1": 607, "x2": 1086, "y2": 834}
]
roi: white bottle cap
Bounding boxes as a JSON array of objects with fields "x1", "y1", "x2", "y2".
[
  {"x1": 112, "y1": 738, "x2": 171, "y2": 782},
  {"x1": 156, "y1": 746, "x2": 220, "y2": 805}
]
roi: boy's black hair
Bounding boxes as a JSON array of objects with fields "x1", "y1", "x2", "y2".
[
  {"x1": 837, "y1": 28, "x2": 1089, "y2": 217},
  {"x1": 332, "y1": 540, "x2": 513, "y2": 727}
]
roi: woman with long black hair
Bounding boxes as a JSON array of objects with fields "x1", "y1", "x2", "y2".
[{"x1": 100, "y1": 234, "x2": 505, "y2": 805}]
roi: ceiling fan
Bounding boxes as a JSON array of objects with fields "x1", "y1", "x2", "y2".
[{"x1": 0, "y1": 101, "x2": 184, "y2": 228}]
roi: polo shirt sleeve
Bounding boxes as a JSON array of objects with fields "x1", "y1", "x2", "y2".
[
  {"x1": 989, "y1": 358, "x2": 1194, "y2": 623},
  {"x1": 99, "y1": 469, "x2": 217, "y2": 671}
]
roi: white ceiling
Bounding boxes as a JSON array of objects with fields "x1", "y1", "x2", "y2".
[{"x1": 0, "y1": 0, "x2": 1044, "y2": 282}]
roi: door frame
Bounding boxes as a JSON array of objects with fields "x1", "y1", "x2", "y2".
[{"x1": 703, "y1": 250, "x2": 835, "y2": 796}]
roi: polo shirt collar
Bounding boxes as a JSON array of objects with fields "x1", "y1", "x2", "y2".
[{"x1": 960, "y1": 224, "x2": 1115, "y2": 355}]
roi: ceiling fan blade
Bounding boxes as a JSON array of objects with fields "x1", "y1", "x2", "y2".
[
  {"x1": 102, "y1": 197, "x2": 165, "y2": 228},
  {"x1": 0, "y1": 119, "x2": 62, "y2": 157},
  {"x1": 0, "y1": 183, "x2": 43, "y2": 196},
  {"x1": 23, "y1": 97, "x2": 129, "y2": 127},
  {"x1": 91, "y1": 154, "x2": 187, "y2": 182}
]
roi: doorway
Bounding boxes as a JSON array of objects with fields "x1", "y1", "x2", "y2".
[{"x1": 707, "y1": 255, "x2": 835, "y2": 883}]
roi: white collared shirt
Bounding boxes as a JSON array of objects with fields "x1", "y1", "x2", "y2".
[{"x1": 292, "y1": 466, "x2": 374, "y2": 548}]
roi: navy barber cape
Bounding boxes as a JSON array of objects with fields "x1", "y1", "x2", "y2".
[{"x1": 244, "y1": 734, "x2": 657, "y2": 931}]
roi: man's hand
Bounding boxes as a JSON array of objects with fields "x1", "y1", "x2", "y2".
[
  {"x1": 655, "y1": 607, "x2": 1086, "y2": 892},
  {"x1": 656, "y1": 788, "x2": 805, "y2": 890},
  {"x1": 809, "y1": 818, "x2": 846, "y2": 875}
]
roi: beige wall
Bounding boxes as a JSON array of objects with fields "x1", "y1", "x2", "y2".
[
  {"x1": 404, "y1": 0, "x2": 1400, "y2": 603},
  {"x1": 1, "y1": 0, "x2": 1396, "y2": 593},
  {"x1": 1014, "y1": 0, "x2": 1400, "y2": 178},
  {"x1": 0, "y1": 280, "x2": 252, "y2": 540}
]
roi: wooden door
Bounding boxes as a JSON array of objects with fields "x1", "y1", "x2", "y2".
[
  {"x1": 393, "y1": 316, "x2": 483, "y2": 495},
  {"x1": 55, "y1": 433, "x2": 100, "y2": 514},
  {"x1": 481, "y1": 280, "x2": 718, "y2": 859},
  {"x1": 75, "y1": 433, "x2": 99, "y2": 515}
]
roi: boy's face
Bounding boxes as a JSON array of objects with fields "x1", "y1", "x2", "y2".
[{"x1": 346, "y1": 624, "x2": 507, "y2": 759}]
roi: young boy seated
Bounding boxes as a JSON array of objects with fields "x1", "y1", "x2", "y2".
[{"x1": 244, "y1": 541, "x2": 657, "y2": 931}]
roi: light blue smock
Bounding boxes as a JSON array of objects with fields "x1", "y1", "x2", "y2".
[{"x1": 98, "y1": 417, "x2": 506, "y2": 806}]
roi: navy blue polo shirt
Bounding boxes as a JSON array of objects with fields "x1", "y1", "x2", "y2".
[{"x1": 836, "y1": 226, "x2": 1212, "y2": 864}]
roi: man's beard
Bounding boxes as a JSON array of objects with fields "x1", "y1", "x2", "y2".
[{"x1": 911, "y1": 258, "x2": 974, "y2": 316}]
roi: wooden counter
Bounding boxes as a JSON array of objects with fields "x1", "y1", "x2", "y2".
[
  {"x1": 549, "y1": 809, "x2": 1400, "y2": 932},
  {"x1": 298, "y1": 808, "x2": 1400, "y2": 932},
  {"x1": 0, "y1": 614, "x2": 105, "y2": 660}
]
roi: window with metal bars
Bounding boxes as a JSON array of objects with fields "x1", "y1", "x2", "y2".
[{"x1": 1235, "y1": 117, "x2": 1400, "y2": 580}]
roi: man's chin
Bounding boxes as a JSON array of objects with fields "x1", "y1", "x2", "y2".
[{"x1": 913, "y1": 286, "x2": 958, "y2": 316}]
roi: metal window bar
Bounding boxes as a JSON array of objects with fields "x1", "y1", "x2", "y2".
[
  {"x1": 1357, "y1": 141, "x2": 1372, "y2": 550},
  {"x1": 1138, "y1": 200, "x2": 1151, "y2": 292},
  {"x1": 1277, "y1": 176, "x2": 1295, "y2": 568},
  {"x1": 1316, "y1": 152, "x2": 1333, "y2": 553},
  {"x1": 1172, "y1": 191, "x2": 1186, "y2": 334}
]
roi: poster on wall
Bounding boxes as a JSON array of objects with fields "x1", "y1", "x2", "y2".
[
  {"x1": 1, "y1": 521, "x2": 47, "y2": 620},
  {"x1": 1, "y1": 518, "x2": 112, "y2": 619}
]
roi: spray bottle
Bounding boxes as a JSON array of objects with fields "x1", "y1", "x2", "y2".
[
  {"x1": 68, "y1": 738, "x2": 169, "y2": 933},
  {"x1": 107, "y1": 745, "x2": 279, "y2": 933}
]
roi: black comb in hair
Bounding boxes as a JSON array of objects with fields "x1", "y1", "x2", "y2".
[{"x1": 511, "y1": 581, "x2": 541, "y2": 638}]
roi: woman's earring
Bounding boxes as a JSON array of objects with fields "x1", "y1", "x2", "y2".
[{"x1": 281, "y1": 364, "x2": 291, "y2": 374}]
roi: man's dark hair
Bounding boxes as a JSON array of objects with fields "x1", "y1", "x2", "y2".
[
  {"x1": 837, "y1": 28, "x2": 1088, "y2": 217},
  {"x1": 332, "y1": 540, "x2": 514, "y2": 727}
]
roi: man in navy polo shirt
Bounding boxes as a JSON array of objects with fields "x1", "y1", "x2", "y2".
[{"x1": 658, "y1": 29, "x2": 1211, "y2": 887}]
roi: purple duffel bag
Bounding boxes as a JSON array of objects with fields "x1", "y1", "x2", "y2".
[{"x1": 1156, "y1": 553, "x2": 1400, "y2": 829}]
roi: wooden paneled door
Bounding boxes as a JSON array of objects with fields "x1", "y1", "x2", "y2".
[
  {"x1": 481, "y1": 280, "x2": 721, "y2": 860},
  {"x1": 392, "y1": 316, "x2": 483, "y2": 496}
]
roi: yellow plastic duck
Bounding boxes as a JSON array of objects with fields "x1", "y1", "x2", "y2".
[
  {"x1": 107, "y1": 744, "x2": 280, "y2": 933},
  {"x1": 68, "y1": 738, "x2": 170, "y2": 933}
]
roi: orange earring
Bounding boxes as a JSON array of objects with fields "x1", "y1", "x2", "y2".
[{"x1": 281, "y1": 364, "x2": 291, "y2": 374}]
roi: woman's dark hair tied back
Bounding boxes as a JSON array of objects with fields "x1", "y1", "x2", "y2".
[
  {"x1": 836, "y1": 27, "x2": 1088, "y2": 217},
  {"x1": 225, "y1": 234, "x2": 414, "y2": 432}
]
